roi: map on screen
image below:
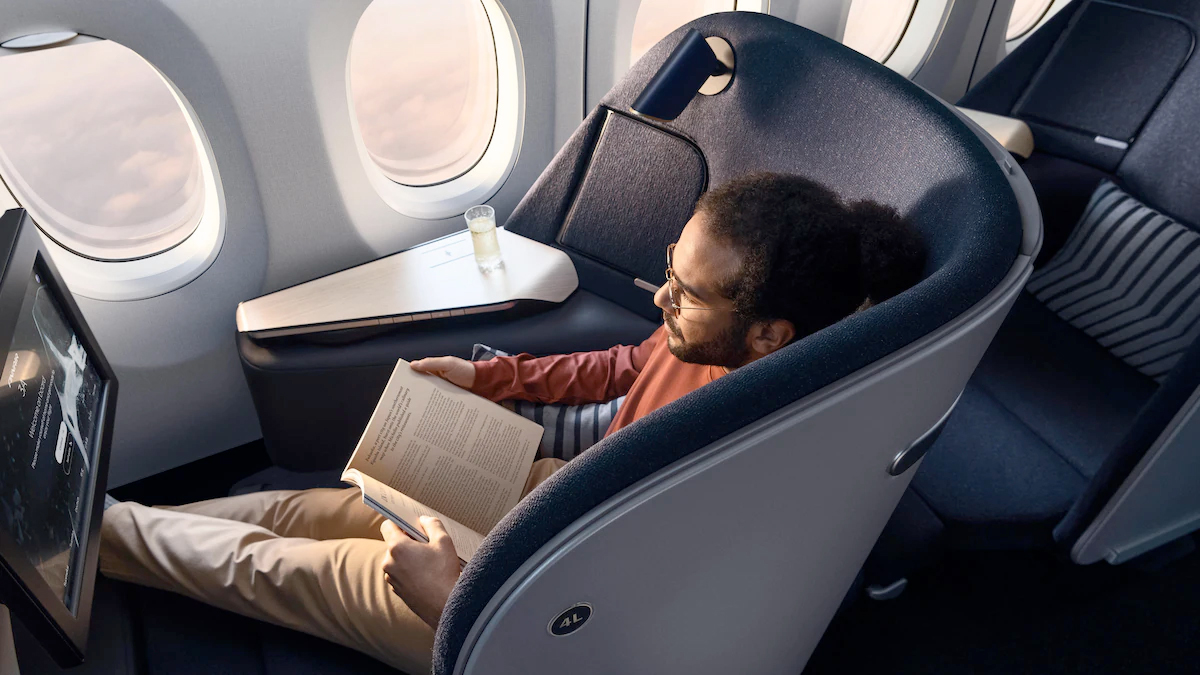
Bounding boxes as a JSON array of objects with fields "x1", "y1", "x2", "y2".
[{"x1": 0, "y1": 265, "x2": 102, "y2": 614}]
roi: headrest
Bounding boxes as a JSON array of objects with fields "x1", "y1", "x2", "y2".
[{"x1": 435, "y1": 12, "x2": 1022, "y2": 672}]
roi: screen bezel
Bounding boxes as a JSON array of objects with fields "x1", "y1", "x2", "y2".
[{"x1": 0, "y1": 208, "x2": 117, "y2": 667}]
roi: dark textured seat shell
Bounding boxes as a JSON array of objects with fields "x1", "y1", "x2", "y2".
[{"x1": 435, "y1": 11, "x2": 1021, "y2": 673}]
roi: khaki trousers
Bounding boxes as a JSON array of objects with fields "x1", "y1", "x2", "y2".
[{"x1": 100, "y1": 458, "x2": 565, "y2": 675}]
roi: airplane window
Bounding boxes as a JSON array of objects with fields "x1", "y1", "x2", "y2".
[
  {"x1": 843, "y1": 0, "x2": 919, "y2": 63},
  {"x1": 350, "y1": 0, "x2": 499, "y2": 187},
  {"x1": 0, "y1": 40, "x2": 206, "y2": 261},
  {"x1": 1007, "y1": 0, "x2": 1055, "y2": 41},
  {"x1": 629, "y1": 0, "x2": 735, "y2": 66}
]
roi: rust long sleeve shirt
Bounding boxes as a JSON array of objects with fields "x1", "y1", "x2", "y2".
[{"x1": 469, "y1": 326, "x2": 725, "y2": 437}]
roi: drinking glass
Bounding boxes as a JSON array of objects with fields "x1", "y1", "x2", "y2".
[{"x1": 465, "y1": 205, "x2": 503, "y2": 272}]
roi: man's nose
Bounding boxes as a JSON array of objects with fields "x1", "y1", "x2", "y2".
[{"x1": 652, "y1": 283, "x2": 670, "y2": 311}]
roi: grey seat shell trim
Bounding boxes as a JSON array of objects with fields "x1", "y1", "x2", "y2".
[
  {"x1": 889, "y1": 390, "x2": 962, "y2": 476},
  {"x1": 1072, "y1": 371, "x2": 1200, "y2": 563},
  {"x1": 455, "y1": 236, "x2": 1037, "y2": 675}
]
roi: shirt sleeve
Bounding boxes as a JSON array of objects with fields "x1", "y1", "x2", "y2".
[{"x1": 469, "y1": 327, "x2": 663, "y2": 405}]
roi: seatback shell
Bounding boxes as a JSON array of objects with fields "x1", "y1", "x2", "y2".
[
  {"x1": 1073, "y1": 384, "x2": 1200, "y2": 563},
  {"x1": 433, "y1": 13, "x2": 1044, "y2": 671},
  {"x1": 455, "y1": 250, "x2": 1035, "y2": 674}
]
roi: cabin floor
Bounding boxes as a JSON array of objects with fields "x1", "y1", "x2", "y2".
[
  {"x1": 96, "y1": 445, "x2": 1200, "y2": 674},
  {"x1": 805, "y1": 541, "x2": 1200, "y2": 674}
]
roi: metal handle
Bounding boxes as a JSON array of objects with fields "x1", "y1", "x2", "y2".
[{"x1": 889, "y1": 391, "x2": 963, "y2": 476}]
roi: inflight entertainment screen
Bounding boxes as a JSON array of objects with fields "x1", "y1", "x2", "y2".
[{"x1": 0, "y1": 263, "x2": 103, "y2": 614}]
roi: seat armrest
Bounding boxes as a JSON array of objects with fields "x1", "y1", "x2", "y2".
[
  {"x1": 235, "y1": 229, "x2": 578, "y2": 338},
  {"x1": 957, "y1": 107, "x2": 1035, "y2": 159}
]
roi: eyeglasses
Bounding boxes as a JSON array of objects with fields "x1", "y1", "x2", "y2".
[{"x1": 665, "y1": 243, "x2": 738, "y2": 318}]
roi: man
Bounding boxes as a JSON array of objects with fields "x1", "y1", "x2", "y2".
[{"x1": 100, "y1": 172, "x2": 924, "y2": 673}]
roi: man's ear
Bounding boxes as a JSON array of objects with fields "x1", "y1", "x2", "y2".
[{"x1": 748, "y1": 319, "x2": 796, "y2": 357}]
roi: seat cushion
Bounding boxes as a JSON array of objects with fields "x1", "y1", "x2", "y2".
[
  {"x1": 971, "y1": 293, "x2": 1158, "y2": 476},
  {"x1": 912, "y1": 383, "x2": 1088, "y2": 548},
  {"x1": 912, "y1": 293, "x2": 1157, "y2": 547}
]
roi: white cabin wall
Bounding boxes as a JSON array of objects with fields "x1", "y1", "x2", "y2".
[
  {"x1": 0, "y1": 0, "x2": 585, "y2": 485},
  {"x1": 968, "y1": 0, "x2": 1018, "y2": 90},
  {"x1": 586, "y1": 0, "x2": 1006, "y2": 118},
  {"x1": 768, "y1": 0, "x2": 852, "y2": 41},
  {"x1": 584, "y1": 0, "x2": 643, "y2": 112},
  {"x1": 908, "y1": 0, "x2": 1000, "y2": 103}
]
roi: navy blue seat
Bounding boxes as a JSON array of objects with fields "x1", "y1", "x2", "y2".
[
  {"x1": 874, "y1": 0, "x2": 1200, "y2": 572},
  {"x1": 912, "y1": 293, "x2": 1156, "y2": 549},
  {"x1": 428, "y1": 13, "x2": 1033, "y2": 674}
]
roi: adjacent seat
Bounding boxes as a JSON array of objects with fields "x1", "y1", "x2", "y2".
[
  {"x1": 112, "y1": 12, "x2": 1036, "y2": 675},
  {"x1": 874, "y1": 0, "x2": 1200, "y2": 576}
]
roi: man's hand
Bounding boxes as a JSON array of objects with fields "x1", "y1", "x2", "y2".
[
  {"x1": 380, "y1": 517, "x2": 461, "y2": 630},
  {"x1": 410, "y1": 356, "x2": 476, "y2": 390}
]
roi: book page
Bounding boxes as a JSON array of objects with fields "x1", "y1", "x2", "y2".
[
  {"x1": 342, "y1": 469, "x2": 484, "y2": 562},
  {"x1": 343, "y1": 359, "x2": 543, "y2": 535}
]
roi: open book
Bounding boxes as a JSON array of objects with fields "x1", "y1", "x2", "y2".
[{"x1": 342, "y1": 359, "x2": 544, "y2": 563}]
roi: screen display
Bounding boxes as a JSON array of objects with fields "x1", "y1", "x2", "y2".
[{"x1": 0, "y1": 263, "x2": 103, "y2": 614}]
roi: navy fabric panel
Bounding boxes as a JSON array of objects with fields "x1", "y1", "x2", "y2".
[
  {"x1": 433, "y1": 13, "x2": 1022, "y2": 672},
  {"x1": 556, "y1": 112, "x2": 706, "y2": 282},
  {"x1": 910, "y1": 293, "x2": 1156, "y2": 549},
  {"x1": 1055, "y1": 324, "x2": 1200, "y2": 547},
  {"x1": 1019, "y1": 152, "x2": 1112, "y2": 265},
  {"x1": 971, "y1": 293, "x2": 1156, "y2": 477},
  {"x1": 563, "y1": 248, "x2": 662, "y2": 321},
  {"x1": 1117, "y1": 6, "x2": 1200, "y2": 228},
  {"x1": 1015, "y1": 2, "x2": 1194, "y2": 143},
  {"x1": 957, "y1": 0, "x2": 1081, "y2": 113},
  {"x1": 503, "y1": 109, "x2": 608, "y2": 244},
  {"x1": 911, "y1": 383, "x2": 1088, "y2": 548},
  {"x1": 1026, "y1": 120, "x2": 1126, "y2": 173}
]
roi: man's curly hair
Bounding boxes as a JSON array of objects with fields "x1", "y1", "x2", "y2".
[{"x1": 696, "y1": 172, "x2": 926, "y2": 341}]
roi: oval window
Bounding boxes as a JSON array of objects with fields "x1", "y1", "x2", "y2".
[
  {"x1": 350, "y1": 0, "x2": 499, "y2": 187},
  {"x1": 1007, "y1": 0, "x2": 1055, "y2": 41},
  {"x1": 630, "y1": 0, "x2": 735, "y2": 66},
  {"x1": 843, "y1": 0, "x2": 919, "y2": 63},
  {"x1": 0, "y1": 39, "x2": 205, "y2": 261}
]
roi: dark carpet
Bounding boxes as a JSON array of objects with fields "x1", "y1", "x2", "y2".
[{"x1": 804, "y1": 545, "x2": 1200, "y2": 674}]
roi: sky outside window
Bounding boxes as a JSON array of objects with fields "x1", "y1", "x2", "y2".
[
  {"x1": 350, "y1": 0, "x2": 499, "y2": 187},
  {"x1": 0, "y1": 40, "x2": 204, "y2": 261}
]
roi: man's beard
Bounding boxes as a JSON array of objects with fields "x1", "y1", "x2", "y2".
[{"x1": 663, "y1": 313, "x2": 752, "y2": 369}]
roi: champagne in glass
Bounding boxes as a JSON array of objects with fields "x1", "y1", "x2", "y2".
[{"x1": 465, "y1": 205, "x2": 503, "y2": 272}]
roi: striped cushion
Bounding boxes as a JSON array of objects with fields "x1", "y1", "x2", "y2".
[
  {"x1": 1028, "y1": 180, "x2": 1200, "y2": 382},
  {"x1": 471, "y1": 344, "x2": 624, "y2": 461}
]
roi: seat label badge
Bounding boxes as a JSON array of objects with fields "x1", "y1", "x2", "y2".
[{"x1": 548, "y1": 603, "x2": 592, "y2": 636}]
